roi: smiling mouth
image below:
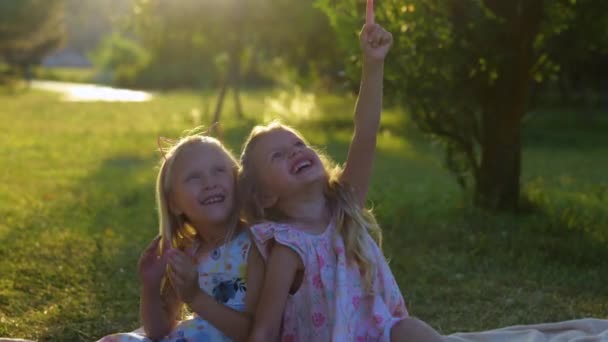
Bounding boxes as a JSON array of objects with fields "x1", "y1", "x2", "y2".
[
  {"x1": 200, "y1": 194, "x2": 226, "y2": 205},
  {"x1": 291, "y1": 159, "x2": 313, "y2": 174}
]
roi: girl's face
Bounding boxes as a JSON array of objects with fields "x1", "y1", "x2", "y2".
[
  {"x1": 170, "y1": 142, "x2": 237, "y2": 228},
  {"x1": 250, "y1": 128, "x2": 325, "y2": 205}
]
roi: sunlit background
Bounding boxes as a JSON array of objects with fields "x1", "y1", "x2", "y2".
[{"x1": 1, "y1": 0, "x2": 607, "y2": 340}]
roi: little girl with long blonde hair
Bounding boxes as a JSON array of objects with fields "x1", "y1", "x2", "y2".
[
  {"x1": 99, "y1": 132, "x2": 264, "y2": 342},
  {"x1": 240, "y1": 21, "x2": 442, "y2": 342}
]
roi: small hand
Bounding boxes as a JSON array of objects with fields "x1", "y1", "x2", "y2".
[
  {"x1": 360, "y1": 23, "x2": 393, "y2": 63},
  {"x1": 167, "y1": 248, "x2": 200, "y2": 304},
  {"x1": 138, "y1": 236, "x2": 170, "y2": 286}
]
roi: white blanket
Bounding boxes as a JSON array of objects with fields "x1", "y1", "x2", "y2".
[
  {"x1": 445, "y1": 318, "x2": 608, "y2": 342},
  {"x1": 4, "y1": 318, "x2": 608, "y2": 342}
]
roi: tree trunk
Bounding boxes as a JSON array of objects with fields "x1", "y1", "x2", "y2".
[
  {"x1": 212, "y1": 78, "x2": 229, "y2": 124},
  {"x1": 476, "y1": 104, "x2": 523, "y2": 211},
  {"x1": 233, "y1": 76, "x2": 243, "y2": 118},
  {"x1": 476, "y1": 0, "x2": 543, "y2": 211},
  {"x1": 212, "y1": 1, "x2": 245, "y2": 123},
  {"x1": 211, "y1": 46, "x2": 243, "y2": 123},
  {"x1": 230, "y1": 0, "x2": 245, "y2": 119},
  {"x1": 230, "y1": 48, "x2": 244, "y2": 119}
]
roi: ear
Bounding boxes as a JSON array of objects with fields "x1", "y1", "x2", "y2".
[{"x1": 256, "y1": 191, "x2": 278, "y2": 209}]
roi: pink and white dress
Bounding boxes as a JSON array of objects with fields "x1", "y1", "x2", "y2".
[{"x1": 251, "y1": 221, "x2": 408, "y2": 342}]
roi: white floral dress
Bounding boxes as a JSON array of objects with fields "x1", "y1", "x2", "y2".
[{"x1": 98, "y1": 230, "x2": 252, "y2": 342}]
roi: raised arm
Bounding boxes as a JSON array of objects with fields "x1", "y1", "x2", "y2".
[{"x1": 340, "y1": 23, "x2": 393, "y2": 207}]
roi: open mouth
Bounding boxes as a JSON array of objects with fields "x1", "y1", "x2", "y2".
[
  {"x1": 290, "y1": 158, "x2": 313, "y2": 174},
  {"x1": 200, "y1": 194, "x2": 226, "y2": 205}
]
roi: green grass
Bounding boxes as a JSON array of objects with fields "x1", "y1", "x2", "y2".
[
  {"x1": 0, "y1": 89, "x2": 606, "y2": 340},
  {"x1": 33, "y1": 67, "x2": 98, "y2": 84}
]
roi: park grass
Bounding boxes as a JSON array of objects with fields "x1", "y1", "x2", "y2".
[
  {"x1": 33, "y1": 67, "x2": 98, "y2": 84},
  {"x1": 1, "y1": 65, "x2": 97, "y2": 85},
  {"x1": 0, "y1": 89, "x2": 606, "y2": 340}
]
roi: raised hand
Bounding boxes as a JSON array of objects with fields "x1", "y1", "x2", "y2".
[
  {"x1": 167, "y1": 248, "x2": 200, "y2": 304},
  {"x1": 138, "y1": 236, "x2": 170, "y2": 287},
  {"x1": 360, "y1": 23, "x2": 393, "y2": 63},
  {"x1": 360, "y1": 0, "x2": 392, "y2": 63},
  {"x1": 366, "y1": 0, "x2": 375, "y2": 26}
]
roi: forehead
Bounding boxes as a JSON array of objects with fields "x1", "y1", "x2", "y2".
[
  {"x1": 173, "y1": 142, "x2": 232, "y2": 170},
  {"x1": 254, "y1": 129, "x2": 301, "y2": 153}
]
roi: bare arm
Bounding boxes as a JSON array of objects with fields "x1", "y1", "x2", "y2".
[
  {"x1": 186, "y1": 245, "x2": 265, "y2": 341},
  {"x1": 341, "y1": 24, "x2": 393, "y2": 206},
  {"x1": 138, "y1": 237, "x2": 182, "y2": 339},
  {"x1": 140, "y1": 281, "x2": 181, "y2": 339},
  {"x1": 244, "y1": 244, "x2": 265, "y2": 316},
  {"x1": 248, "y1": 244, "x2": 302, "y2": 342}
]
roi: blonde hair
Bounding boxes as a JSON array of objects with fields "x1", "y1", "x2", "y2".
[
  {"x1": 239, "y1": 122, "x2": 382, "y2": 290},
  {"x1": 156, "y1": 132, "x2": 240, "y2": 252}
]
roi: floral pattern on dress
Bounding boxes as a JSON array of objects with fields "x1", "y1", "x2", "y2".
[
  {"x1": 97, "y1": 230, "x2": 252, "y2": 342},
  {"x1": 251, "y1": 221, "x2": 408, "y2": 342}
]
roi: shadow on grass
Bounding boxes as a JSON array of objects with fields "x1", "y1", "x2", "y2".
[
  {"x1": 523, "y1": 109, "x2": 608, "y2": 149},
  {"x1": 0, "y1": 154, "x2": 158, "y2": 341}
]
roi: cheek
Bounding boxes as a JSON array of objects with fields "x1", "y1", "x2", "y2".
[
  {"x1": 170, "y1": 192, "x2": 189, "y2": 215},
  {"x1": 269, "y1": 164, "x2": 290, "y2": 185},
  {"x1": 311, "y1": 151, "x2": 323, "y2": 164},
  {"x1": 222, "y1": 177, "x2": 236, "y2": 195},
  {"x1": 175, "y1": 184, "x2": 198, "y2": 204},
  {"x1": 182, "y1": 183, "x2": 198, "y2": 196},
  {"x1": 273, "y1": 160, "x2": 290, "y2": 175}
]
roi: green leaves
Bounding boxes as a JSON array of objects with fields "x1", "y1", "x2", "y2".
[{"x1": 0, "y1": 0, "x2": 65, "y2": 67}]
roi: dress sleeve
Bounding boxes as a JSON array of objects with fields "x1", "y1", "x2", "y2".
[
  {"x1": 249, "y1": 222, "x2": 309, "y2": 266},
  {"x1": 368, "y1": 233, "x2": 409, "y2": 318}
]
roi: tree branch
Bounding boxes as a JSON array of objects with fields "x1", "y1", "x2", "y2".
[{"x1": 416, "y1": 103, "x2": 480, "y2": 183}]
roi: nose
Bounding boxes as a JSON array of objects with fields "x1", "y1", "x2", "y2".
[
  {"x1": 202, "y1": 182, "x2": 217, "y2": 191},
  {"x1": 200, "y1": 173, "x2": 218, "y2": 190},
  {"x1": 289, "y1": 145, "x2": 302, "y2": 158}
]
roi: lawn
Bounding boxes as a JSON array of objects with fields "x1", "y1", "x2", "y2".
[
  {"x1": 0, "y1": 89, "x2": 606, "y2": 341},
  {"x1": 33, "y1": 67, "x2": 98, "y2": 84}
]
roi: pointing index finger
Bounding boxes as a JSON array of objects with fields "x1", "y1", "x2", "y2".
[{"x1": 366, "y1": 0, "x2": 374, "y2": 25}]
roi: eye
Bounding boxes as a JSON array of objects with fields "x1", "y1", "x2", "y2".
[
  {"x1": 215, "y1": 166, "x2": 226, "y2": 173},
  {"x1": 295, "y1": 141, "x2": 305, "y2": 147},
  {"x1": 187, "y1": 174, "x2": 200, "y2": 181},
  {"x1": 271, "y1": 151, "x2": 284, "y2": 160}
]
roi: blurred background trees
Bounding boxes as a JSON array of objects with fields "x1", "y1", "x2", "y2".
[
  {"x1": 320, "y1": 0, "x2": 608, "y2": 211},
  {"x1": 2, "y1": 0, "x2": 606, "y2": 211},
  {"x1": 0, "y1": 0, "x2": 65, "y2": 82}
]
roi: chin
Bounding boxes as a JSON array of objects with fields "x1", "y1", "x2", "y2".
[
  {"x1": 294, "y1": 173, "x2": 326, "y2": 194},
  {"x1": 197, "y1": 207, "x2": 233, "y2": 226},
  {"x1": 307, "y1": 168, "x2": 328, "y2": 185},
  {"x1": 211, "y1": 211, "x2": 234, "y2": 225}
]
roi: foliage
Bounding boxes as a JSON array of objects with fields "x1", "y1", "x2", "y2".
[
  {"x1": 319, "y1": 0, "x2": 608, "y2": 211},
  {"x1": 0, "y1": 0, "x2": 65, "y2": 78},
  {"x1": 91, "y1": 34, "x2": 150, "y2": 86},
  {"x1": 129, "y1": 0, "x2": 344, "y2": 89}
]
